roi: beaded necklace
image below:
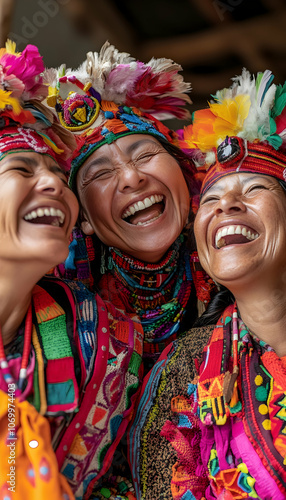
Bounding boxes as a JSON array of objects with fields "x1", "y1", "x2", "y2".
[
  {"x1": 0, "y1": 304, "x2": 32, "y2": 396},
  {"x1": 109, "y1": 235, "x2": 193, "y2": 358}
]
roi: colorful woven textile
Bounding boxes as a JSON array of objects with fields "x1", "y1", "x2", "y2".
[
  {"x1": 200, "y1": 138, "x2": 286, "y2": 196},
  {"x1": 63, "y1": 229, "x2": 216, "y2": 373},
  {"x1": 0, "y1": 277, "x2": 143, "y2": 500},
  {"x1": 163, "y1": 305, "x2": 286, "y2": 499},
  {"x1": 128, "y1": 326, "x2": 213, "y2": 499},
  {"x1": 99, "y1": 236, "x2": 198, "y2": 368}
]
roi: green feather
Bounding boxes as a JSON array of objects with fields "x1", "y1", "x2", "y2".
[
  {"x1": 267, "y1": 134, "x2": 282, "y2": 150},
  {"x1": 256, "y1": 72, "x2": 263, "y2": 93},
  {"x1": 272, "y1": 84, "x2": 286, "y2": 118}
]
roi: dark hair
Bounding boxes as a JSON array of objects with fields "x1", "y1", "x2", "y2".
[
  {"x1": 279, "y1": 179, "x2": 286, "y2": 192},
  {"x1": 156, "y1": 138, "x2": 201, "y2": 197},
  {"x1": 194, "y1": 286, "x2": 235, "y2": 326}
]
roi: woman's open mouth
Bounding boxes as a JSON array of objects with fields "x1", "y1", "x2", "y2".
[
  {"x1": 24, "y1": 207, "x2": 65, "y2": 227},
  {"x1": 215, "y1": 224, "x2": 259, "y2": 249},
  {"x1": 122, "y1": 194, "x2": 165, "y2": 226}
]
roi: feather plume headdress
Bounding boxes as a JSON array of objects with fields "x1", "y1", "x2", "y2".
[
  {"x1": 0, "y1": 40, "x2": 75, "y2": 169},
  {"x1": 45, "y1": 41, "x2": 192, "y2": 187},
  {"x1": 181, "y1": 69, "x2": 286, "y2": 194}
]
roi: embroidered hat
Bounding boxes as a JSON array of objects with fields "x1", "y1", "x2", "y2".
[
  {"x1": 0, "y1": 40, "x2": 75, "y2": 170},
  {"x1": 181, "y1": 69, "x2": 286, "y2": 195},
  {"x1": 45, "y1": 41, "x2": 192, "y2": 189}
]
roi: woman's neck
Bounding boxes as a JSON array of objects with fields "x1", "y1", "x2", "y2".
[
  {"x1": 234, "y1": 281, "x2": 286, "y2": 357},
  {"x1": 0, "y1": 261, "x2": 44, "y2": 346}
]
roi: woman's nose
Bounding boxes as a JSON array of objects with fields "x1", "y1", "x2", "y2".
[
  {"x1": 118, "y1": 163, "x2": 146, "y2": 191},
  {"x1": 214, "y1": 191, "x2": 246, "y2": 215},
  {"x1": 35, "y1": 170, "x2": 64, "y2": 196}
]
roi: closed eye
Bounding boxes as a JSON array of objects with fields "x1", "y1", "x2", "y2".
[
  {"x1": 246, "y1": 184, "x2": 267, "y2": 193},
  {"x1": 12, "y1": 166, "x2": 32, "y2": 174},
  {"x1": 133, "y1": 148, "x2": 166, "y2": 165},
  {"x1": 91, "y1": 169, "x2": 114, "y2": 180},
  {"x1": 135, "y1": 153, "x2": 156, "y2": 162},
  {"x1": 200, "y1": 195, "x2": 220, "y2": 205}
]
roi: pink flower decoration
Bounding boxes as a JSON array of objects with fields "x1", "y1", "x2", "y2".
[{"x1": 0, "y1": 45, "x2": 48, "y2": 100}]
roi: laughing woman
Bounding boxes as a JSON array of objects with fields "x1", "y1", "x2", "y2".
[
  {"x1": 46, "y1": 42, "x2": 215, "y2": 373},
  {"x1": 0, "y1": 42, "x2": 143, "y2": 500},
  {"x1": 45, "y1": 42, "x2": 217, "y2": 499},
  {"x1": 130, "y1": 70, "x2": 286, "y2": 499}
]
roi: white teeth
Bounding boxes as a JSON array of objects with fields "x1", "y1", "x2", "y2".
[
  {"x1": 122, "y1": 194, "x2": 164, "y2": 219},
  {"x1": 144, "y1": 197, "x2": 152, "y2": 208},
  {"x1": 24, "y1": 207, "x2": 65, "y2": 225},
  {"x1": 215, "y1": 224, "x2": 259, "y2": 249},
  {"x1": 56, "y1": 209, "x2": 65, "y2": 224}
]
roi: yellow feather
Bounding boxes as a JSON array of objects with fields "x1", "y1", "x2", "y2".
[
  {"x1": 0, "y1": 90, "x2": 22, "y2": 114},
  {"x1": 39, "y1": 133, "x2": 64, "y2": 154},
  {"x1": 5, "y1": 39, "x2": 20, "y2": 56}
]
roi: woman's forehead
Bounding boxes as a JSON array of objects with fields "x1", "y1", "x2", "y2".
[
  {"x1": 205, "y1": 172, "x2": 278, "y2": 192},
  {"x1": 77, "y1": 136, "x2": 164, "y2": 177}
]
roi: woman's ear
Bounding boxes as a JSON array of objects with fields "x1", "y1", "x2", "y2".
[{"x1": 79, "y1": 209, "x2": 95, "y2": 235}]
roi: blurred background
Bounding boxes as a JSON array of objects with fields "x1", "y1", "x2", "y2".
[{"x1": 1, "y1": 0, "x2": 286, "y2": 122}]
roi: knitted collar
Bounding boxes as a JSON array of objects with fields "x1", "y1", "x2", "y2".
[
  {"x1": 110, "y1": 234, "x2": 183, "y2": 295},
  {"x1": 100, "y1": 234, "x2": 193, "y2": 364}
]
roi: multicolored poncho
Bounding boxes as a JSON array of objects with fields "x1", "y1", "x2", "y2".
[
  {"x1": 165, "y1": 305, "x2": 286, "y2": 499},
  {"x1": 0, "y1": 276, "x2": 143, "y2": 500},
  {"x1": 129, "y1": 304, "x2": 286, "y2": 499}
]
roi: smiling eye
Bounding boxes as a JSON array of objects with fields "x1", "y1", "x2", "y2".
[
  {"x1": 134, "y1": 152, "x2": 156, "y2": 164},
  {"x1": 59, "y1": 175, "x2": 69, "y2": 186},
  {"x1": 138, "y1": 152, "x2": 155, "y2": 159},
  {"x1": 93, "y1": 169, "x2": 114, "y2": 180},
  {"x1": 246, "y1": 184, "x2": 267, "y2": 193},
  {"x1": 13, "y1": 166, "x2": 32, "y2": 174},
  {"x1": 200, "y1": 195, "x2": 219, "y2": 205}
]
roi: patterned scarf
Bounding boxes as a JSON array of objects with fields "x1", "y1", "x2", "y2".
[
  {"x1": 0, "y1": 282, "x2": 77, "y2": 500},
  {"x1": 173, "y1": 304, "x2": 286, "y2": 499}
]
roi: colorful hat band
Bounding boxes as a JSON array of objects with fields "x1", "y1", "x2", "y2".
[
  {"x1": 0, "y1": 119, "x2": 70, "y2": 171},
  {"x1": 0, "y1": 126, "x2": 53, "y2": 157},
  {"x1": 201, "y1": 137, "x2": 286, "y2": 195}
]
